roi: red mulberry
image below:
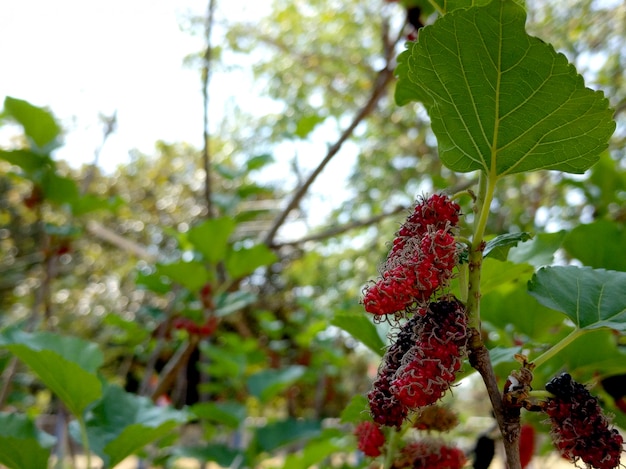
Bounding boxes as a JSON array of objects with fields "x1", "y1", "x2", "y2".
[
  {"x1": 544, "y1": 373, "x2": 624, "y2": 469},
  {"x1": 391, "y1": 300, "x2": 468, "y2": 409},
  {"x1": 392, "y1": 439, "x2": 466, "y2": 469},
  {"x1": 354, "y1": 421, "x2": 386, "y2": 457},
  {"x1": 363, "y1": 230, "x2": 457, "y2": 316}
]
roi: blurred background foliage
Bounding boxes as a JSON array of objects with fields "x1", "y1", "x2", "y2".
[{"x1": 1, "y1": 0, "x2": 625, "y2": 467}]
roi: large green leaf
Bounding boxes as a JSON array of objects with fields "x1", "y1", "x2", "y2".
[
  {"x1": 331, "y1": 312, "x2": 386, "y2": 356},
  {"x1": 563, "y1": 220, "x2": 626, "y2": 272},
  {"x1": 396, "y1": 0, "x2": 615, "y2": 176},
  {"x1": 0, "y1": 413, "x2": 55, "y2": 469},
  {"x1": 0, "y1": 330, "x2": 103, "y2": 416},
  {"x1": 77, "y1": 384, "x2": 188, "y2": 468},
  {"x1": 0, "y1": 149, "x2": 53, "y2": 173},
  {"x1": 528, "y1": 266, "x2": 626, "y2": 331},
  {"x1": 155, "y1": 260, "x2": 211, "y2": 292},
  {"x1": 3, "y1": 97, "x2": 62, "y2": 150}
]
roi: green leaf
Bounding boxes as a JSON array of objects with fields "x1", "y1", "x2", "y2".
[
  {"x1": 396, "y1": 0, "x2": 615, "y2": 176},
  {"x1": 508, "y1": 230, "x2": 567, "y2": 267},
  {"x1": 247, "y1": 366, "x2": 306, "y2": 403},
  {"x1": 225, "y1": 244, "x2": 278, "y2": 279},
  {"x1": 340, "y1": 394, "x2": 369, "y2": 424},
  {"x1": 191, "y1": 401, "x2": 246, "y2": 428},
  {"x1": 294, "y1": 113, "x2": 325, "y2": 138},
  {"x1": 480, "y1": 259, "x2": 534, "y2": 295},
  {"x1": 187, "y1": 217, "x2": 236, "y2": 263},
  {"x1": 254, "y1": 418, "x2": 321, "y2": 452},
  {"x1": 214, "y1": 290, "x2": 257, "y2": 318},
  {"x1": 0, "y1": 330, "x2": 103, "y2": 417},
  {"x1": 79, "y1": 384, "x2": 188, "y2": 468},
  {"x1": 331, "y1": 312, "x2": 386, "y2": 356},
  {"x1": 4, "y1": 97, "x2": 62, "y2": 150},
  {"x1": 484, "y1": 232, "x2": 532, "y2": 261},
  {"x1": 0, "y1": 149, "x2": 53, "y2": 173},
  {"x1": 171, "y1": 444, "x2": 242, "y2": 467},
  {"x1": 246, "y1": 153, "x2": 274, "y2": 171},
  {"x1": 528, "y1": 266, "x2": 626, "y2": 331},
  {"x1": 280, "y1": 430, "x2": 343, "y2": 469},
  {"x1": 156, "y1": 261, "x2": 211, "y2": 292},
  {"x1": 563, "y1": 220, "x2": 626, "y2": 271},
  {"x1": 0, "y1": 413, "x2": 55, "y2": 469},
  {"x1": 41, "y1": 172, "x2": 80, "y2": 206}
]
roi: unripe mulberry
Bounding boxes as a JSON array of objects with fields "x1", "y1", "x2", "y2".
[
  {"x1": 544, "y1": 373, "x2": 624, "y2": 469},
  {"x1": 392, "y1": 439, "x2": 466, "y2": 469},
  {"x1": 354, "y1": 421, "x2": 386, "y2": 457}
]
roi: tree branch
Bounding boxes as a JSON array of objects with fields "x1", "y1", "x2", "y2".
[
  {"x1": 262, "y1": 23, "x2": 400, "y2": 247},
  {"x1": 202, "y1": 0, "x2": 218, "y2": 219}
]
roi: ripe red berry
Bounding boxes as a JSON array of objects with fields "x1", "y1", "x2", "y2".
[
  {"x1": 544, "y1": 373, "x2": 624, "y2": 469},
  {"x1": 354, "y1": 421, "x2": 386, "y2": 457}
]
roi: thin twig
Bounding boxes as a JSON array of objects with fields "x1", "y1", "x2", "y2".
[
  {"x1": 151, "y1": 336, "x2": 200, "y2": 402},
  {"x1": 202, "y1": 0, "x2": 217, "y2": 219}
]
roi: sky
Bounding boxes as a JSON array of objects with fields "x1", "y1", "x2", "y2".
[{"x1": 0, "y1": 0, "x2": 265, "y2": 173}]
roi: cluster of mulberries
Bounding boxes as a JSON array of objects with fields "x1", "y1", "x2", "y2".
[
  {"x1": 363, "y1": 194, "x2": 460, "y2": 316},
  {"x1": 354, "y1": 421, "x2": 386, "y2": 457},
  {"x1": 544, "y1": 373, "x2": 624, "y2": 469},
  {"x1": 391, "y1": 439, "x2": 466, "y2": 469},
  {"x1": 368, "y1": 299, "x2": 468, "y2": 427}
]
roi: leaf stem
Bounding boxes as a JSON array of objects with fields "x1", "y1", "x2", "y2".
[
  {"x1": 427, "y1": 0, "x2": 446, "y2": 16},
  {"x1": 78, "y1": 416, "x2": 91, "y2": 469},
  {"x1": 532, "y1": 328, "x2": 586, "y2": 369},
  {"x1": 384, "y1": 428, "x2": 401, "y2": 469}
]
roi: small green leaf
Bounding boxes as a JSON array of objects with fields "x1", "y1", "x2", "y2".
[
  {"x1": 254, "y1": 418, "x2": 321, "y2": 452},
  {"x1": 225, "y1": 244, "x2": 278, "y2": 279},
  {"x1": 187, "y1": 218, "x2": 236, "y2": 263},
  {"x1": 214, "y1": 290, "x2": 257, "y2": 318},
  {"x1": 78, "y1": 384, "x2": 189, "y2": 468},
  {"x1": 0, "y1": 330, "x2": 103, "y2": 417},
  {"x1": 156, "y1": 261, "x2": 211, "y2": 292},
  {"x1": 484, "y1": 232, "x2": 533, "y2": 261},
  {"x1": 331, "y1": 312, "x2": 386, "y2": 356},
  {"x1": 480, "y1": 259, "x2": 534, "y2": 295},
  {"x1": 563, "y1": 220, "x2": 626, "y2": 271},
  {"x1": 247, "y1": 366, "x2": 306, "y2": 403},
  {"x1": 41, "y1": 172, "x2": 79, "y2": 206},
  {"x1": 4, "y1": 97, "x2": 62, "y2": 150},
  {"x1": 246, "y1": 153, "x2": 274, "y2": 171},
  {"x1": 528, "y1": 266, "x2": 626, "y2": 331},
  {"x1": 294, "y1": 114, "x2": 325, "y2": 138},
  {"x1": 191, "y1": 401, "x2": 246, "y2": 428},
  {"x1": 0, "y1": 413, "x2": 55, "y2": 469},
  {"x1": 340, "y1": 394, "x2": 369, "y2": 424},
  {"x1": 396, "y1": 0, "x2": 615, "y2": 176}
]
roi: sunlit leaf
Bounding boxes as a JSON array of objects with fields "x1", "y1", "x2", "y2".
[
  {"x1": 0, "y1": 330, "x2": 103, "y2": 417},
  {"x1": 563, "y1": 220, "x2": 626, "y2": 271},
  {"x1": 508, "y1": 230, "x2": 567, "y2": 267},
  {"x1": 0, "y1": 413, "x2": 55, "y2": 469},
  {"x1": 3, "y1": 97, "x2": 61, "y2": 150},
  {"x1": 0, "y1": 149, "x2": 52, "y2": 173},
  {"x1": 528, "y1": 266, "x2": 626, "y2": 331},
  {"x1": 191, "y1": 401, "x2": 246, "y2": 428},
  {"x1": 156, "y1": 261, "x2": 211, "y2": 292},
  {"x1": 340, "y1": 394, "x2": 369, "y2": 424},
  {"x1": 331, "y1": 312, "x2": 386, "y2": 356},
  {"x1": 246, "y1": 153, "x2": 274, "y2": 171},
  {"x1": 396, "y1": 0, "x2": 615, "y2": 175},
  {"x1": 225, "y1": 244, "x2": 278, "y2": 279},
  {"x1": 187, "y1": 217, "x2": 236, "y2": 263}
]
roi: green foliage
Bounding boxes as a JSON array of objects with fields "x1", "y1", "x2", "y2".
[
  {"x1": 0, "y1": 413, "x2": 56, "y2": 469},
  {"x1": 331, "y1": 312, "x2": 386, "y2": 356},
  {"x1": 3, "y1": 96, "x2": 61, "y2": 151},
  {"x1": 247, "y1": 366, "x2": 307, "y2": 403},
  {"x1": 563, "y1": 220, "x2": 626, "y2": 271},
  {"x1": 396, "y1": 0, "x2": 615, "y2": 176},
  {"x1": 484, "y1": 232, "x2": 533, "y2": 261},
  {"x1": 77, "y1": 384, "x2": 188, "y2": 468},
  {"x1": 0, "y1": 330, "x2": 103, "y2": 416}
]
